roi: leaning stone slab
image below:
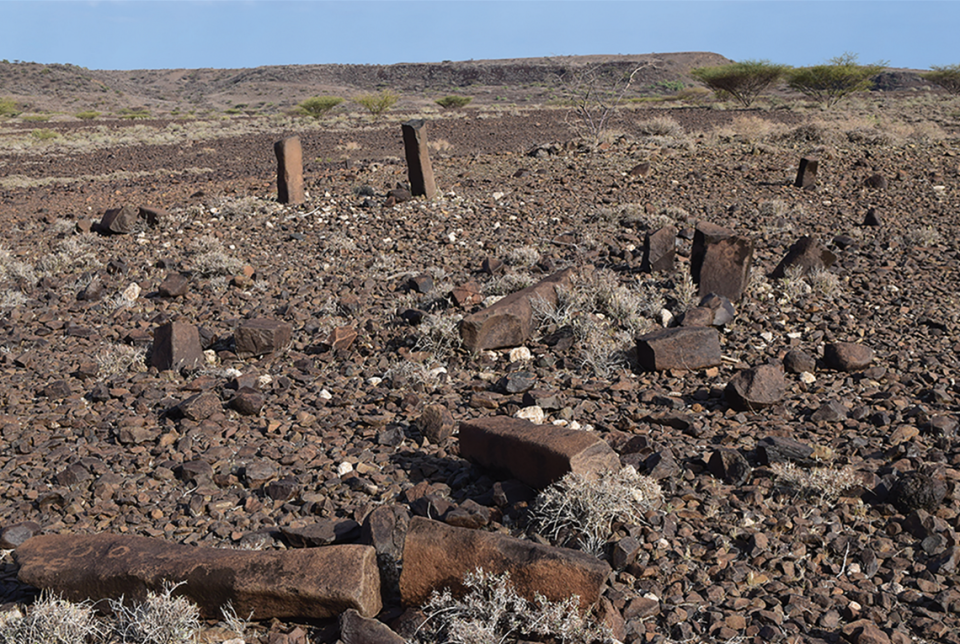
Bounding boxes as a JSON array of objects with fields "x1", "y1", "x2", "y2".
[
  {"x1": 151, "y1": 321, "x2": 203, "y2": 372},
  {"x1": 399, "y1": 517, "x2": 609, "y2": 609},
  {"x1": 770, "y1": 236, "x2": 836, "y2": 279},
  {"x1": 401, "y1": 119, "x2": 438, "y2": 199},
  {"x1": 99, "y1": 204, "x2": 139, "y2": 234},
  {"x1": 461, "y1": 268, "x2": 572, "y2": 351},
  {"x1": 275, "y1": 136, "x2": 305, "y2": 205},
  {"x1": 641, "y1": 225, "x2": 676, "y2": 273},
  {"x1": 458, "y1": 416, "x2": 620, "y2": 490},
  {"x1": 636, "y1": 326, "x2": 721, "y2": 371},
  {"x1": 15, "y1": 534, "x2": 380, "y2": 619},
  {"x1": 235, "y1": 318, "x2": 293, "y2": 358},
  {"x1": 690, "y1": 222, "x2": 753, "y2": 302}
]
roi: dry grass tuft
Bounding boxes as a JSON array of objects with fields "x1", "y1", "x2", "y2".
[
  {"x1": 108, "y1": 581, "x2": 201, "y2": 644},
  {"x1": 771, "y1": 461, "x2": 859, "y2": 501},
  {"x1": 0, "y1": 592, "x2": 102, "y2": 644}
]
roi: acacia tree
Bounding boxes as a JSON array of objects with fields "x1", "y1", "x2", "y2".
[
  {"x1": 689, "y1": 60, "x2": 789, "y2": 108},
  {"x1": 787, "y1": 53, "x2": 887, "y2": 106},
  {"x1": 922, "y1": 64, "x2": 960, "y2": 95}
]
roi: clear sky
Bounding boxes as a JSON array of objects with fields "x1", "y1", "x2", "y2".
[{"x1": 0, "y1": 1, "x2": 955, "y2": 71}]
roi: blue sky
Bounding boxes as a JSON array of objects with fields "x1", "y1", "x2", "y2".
[{"x1": 0, "y1": 1, "x2": 955, "y2": 71}]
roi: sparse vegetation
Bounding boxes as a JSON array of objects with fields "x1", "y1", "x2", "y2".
[
  {"x1": 108, "y1": 582, "x2": 201, "y2": 644},
  {"x1": 0, "y1": 592, "x2": 102, "y2": 644},
  {"x1": 297, "y1": 95, "x2": 344, "y2": 119},
  {"x1": 690, "y1": 60, "x2": 789, "y2": 107},
  {"x1": 0, "y1": 97, "x2": 20, "y2": 117},
  {"x1": 30, "y1": 128, "x2": 58, "y2": 141},
  {"x1": 771, "y1": 461, "x2": 859, "y2": 501},
  {"x1": 118, "y1": 107, "x2": 151, "y2": 119},
  {"x1": 558, "y1": 63, "x2": 643, "y2": 145},
  {"x1": 922, "y1": 64, "x2": 960, "y2": 95},
  {"x1": 354, "y1": 90, "x2": 399, "y2": 117},
  {"x1": 435, "y1": 95, "x2": 472, "y2": 109},
  {"x1": 787, "y1": 53, "x2": 887, "y2": 106},
  {"x1": 75, "y1": 110, "x2": 100, "y2": 120},
  {"x1": 411, "y1": 568, "x2": 613, "y2": 644}
]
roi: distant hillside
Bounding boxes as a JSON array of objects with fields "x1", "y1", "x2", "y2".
[{"x1": 0, "y1": 52, "x2": 734, "y2": 115}]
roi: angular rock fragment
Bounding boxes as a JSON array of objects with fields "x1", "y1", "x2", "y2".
[
  {"x1": 641, "y1": 225, "x2": 676, "y2": 273},
  {"x1": 680, "y1": 293, "x2": 735, "y2": 327},
  {"x1": 399, "y1": 517, "x2": 609, "y2": 609},
  {"x1": 327, "y1": 326, "x2": 358, "y2": 352},
  {"x1": 15, "y1": 534, "x2": 380, "y2": 619},
  {"x1": 151, "y1": 322, "x2": 203, "y2": 372},
  {"x1": 361, "y1": 505, "x2": 410, "y2": 604},
  {"x1": 275, "y1": 136, "x2": 305, "y2": 205},
  {"x1": 230, "y1": 388, "x2": 264, "y2": 416},
  {"x1": 863, "y1": 207, "x2": 882, "y2": 227},
  {"x1": 417, "y1": 404, "x2": 455, "y2": 444},
  {"x1": 176, "y1": 391, "x2": 221, "y2": 422},
  {"x1": 99, "y1": 204, "x2": 139, "y2": 234},
  {"x1": 755, "y1": 436, "x2": 815, "y2": 465},
  {"x1": 281, "y1": 520, "x2": 360, "y2": 548},
  {"x1": 459, "y1": 416, "x2": 620, "y2": 489},
  {"x1": 690, "y1": 222, "x2": 753, "y2": 301},
  {"x1": 461, "y1": 268, "x2": 572, "y2": 352},
  {"x1": 783, "y1": 349, "x2": 816, "y2": 374},
  {"x1": 158, "y1": 272, "x2": 189, "y2": 298},
  {"x1": 636, "y1": 326, "x2": 721, "y2": 371},
  {"x1": 708, "y1": 449, "x2": 752, "y2": 485},
  {"x1": 725, "y1": 364, "x2": 785, "y2": 411},
  {"x1": 770, "y1": 236, "x2": 837, "y2": 279},
  {"x1": 401, "y1": 119, "x2": 437, "y2": 199},
  {"x1": 823, "y1": 342, "x2": 874, "y2": 371},
  {"x1": 341, "y1": 609, "x2": 406, "y2": 644},
  {"x1": 235, "y1": 318, "x2": 293, "y2": 358},
  {"x1": 794, "y1": 157, "x2": 818, "y2": 189}
]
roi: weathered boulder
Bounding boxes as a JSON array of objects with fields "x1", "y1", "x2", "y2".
[
  {"x1": 823, "y1": 342, "x2": 874, "y2": 371},
  {"x1": 680, "y1": 293, "x2": 736, "y2": 327},
  {"x1": 418, "y1": 404, "x2": 455, "y2": 444},
  {"x1": 636, "y1": 326, "x2": 721, "y2": 371},
  {"x1": 888, "y1": 472, "x2": 948, "y2": 514},
  {"x1": 99, "y1": 204, "x2": 139, "y2": 234},
  {"x1": 275, "y1": 136, "x2": 305, "y2": 205},
  {"x1": 158, "y1": 272, "x2": 189, "y2": 298},
  {"x1": 399, "y1": 517, "x2": 609, "y2": 609},
  {"x1": 341, "y1": 609, "x2": 406, "y2": 644},
  {"x1": 461, "y1": 268, "x2": 572, "y2": 352},
  {"x1": 401, "y1": 119, "x2": 438, "y2": 199},
  {"x1": 458, "y1": 416, "x2": 621, "y2": 489},
  {"x1": 690, "y1": 222, "x2": 753, "y2": 302},
  {"x1": 770, "y1": 236, "x2": 837, "y2": 279},
  {"x1": 725, "y1": 364, "x2": 786, "y2": 411},
  {"x1": 235, "y1": 318, "x2": 293, "y2": 358},
  {"x1": 151, "y1": 322, "x2": 203, "y2": 372},
  {"x1": 641, "y1": 225, "x2": 676, "y2": 273},
  {"x1": 783, "y1": 349, "x2": 816, "y2": 374},
  {"x1": 15, "y1": 534, "x2": 381, "y2": 619}
]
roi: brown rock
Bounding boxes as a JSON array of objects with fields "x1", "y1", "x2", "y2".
[
  {"x1": 235, "y1": 318, "x2": 293, "y2": 358},
  {"x1": 823, "y1": 342, "x2": 874, "y2": 371},
  {"x1": 327, "y1": 326, "x2": 358, "y2": 352},
  {"x1": 842, "y1": 619, "x2": 891, "y2": 644},
  {"x1": 15, "y1": 534, "x2": 380, "y2": 619},
  {"x1": 231, "y1": 389, "x2": 264, "y2": 416},
  {"x1": 725, "y1": 364, "x2": 786, "y2": 411},
  {"x1": 138, "y1": 206, "x2": 167, "y2": 227},
  {"x1": 888, "y1": 472, "x2": 947, "y2": 514},
  {"x1": 794, "y1": 157, "x2": 818, "y2": 189},
  {"x1": 635, "y1": 326, "x2": 721, "y2": 371},
  {"x1": 341, "y1": 608, "x2": 405, "y2": 644},
  {"x1": 158, "y1": 272, "x2": 189, "y2": 298},
  {"x1": 99, "y1": 204, "x2": 138, "y2": 234},
  {"x1": 641, "y1": 225, "x2": 676, "y2": 273},
  {"x1": 275, "y1": 136, "x2": 305, "y2": 205},
  {"x1": 418, "y1": 404, "x2": 455, "y2": 444},
  {"x1": 401, "y1": 119, "x2": 438, "y2": 199},
  {"x1": 708, "y1": 448, "x2": 752, "y2": 485},
  {"x1": 176, "y1": 392, "x2": 222, "y2": 422},
  {"x1": 461, "y1": 268, "x2": 572, "y2": 351},
  {"x1": 151, "y1": 322, "x2": 203, "y2": 372},
  {"x1": 690, "y1": 222, "x2": 753, "y2": 302},
  {"x1": 770, "y1": 236, "x2": 837, "y2": 279},
  {"x1": 399, "y1": 517, "x2": 609, "y2": 609},
  {"x1": 458, "y1": 415, "x2": 620, "y2": 489}
]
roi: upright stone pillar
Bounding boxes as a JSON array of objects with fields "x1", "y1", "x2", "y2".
[
  {"x1": 691, "y1": 222, "x2": 754, "y2": 302},
  {"x1": 274, "y1": 136, "x2": 305, "y2": 205},
  {"x1": 401, "y1": 119, "x2": 437, "y2": 199},
  {"x1": 794, "y1": 157, "x2": 818, "y2": 190}
]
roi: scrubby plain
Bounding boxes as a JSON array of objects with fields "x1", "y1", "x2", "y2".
[{"x1": 1, "y1": 55, "x2": 960, "y2": 644}]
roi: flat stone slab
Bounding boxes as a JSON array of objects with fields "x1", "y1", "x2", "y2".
[
  {"x1": 15, "y1": 534, "x2": 380, "y2": 619},
  {"x1": 636, "y1": 326, "x2": 721, "y2": 371},
  {"x1": 234, "y1": 318, "x2": 293, "y2": 358},
  {"x1": 461, "y1": 268, "x2": 572, "y2": 352},
  {"x1": 399, "y1": 517, "x2": 609, "y2": 610},
  {"x1": 458, "y1": 416, "x2": 620, "y2": 489}
]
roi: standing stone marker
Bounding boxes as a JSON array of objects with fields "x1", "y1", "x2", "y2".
[
  {"x1": 795, "y1": 157, "x2": 818, "y2": 190},
  {"x1": 401, "y1": 119, "x2": 437, "y2": 199},
  {"x1": 690, "y1": 222, "x2": 754, "y2": 302},
  {"x1": 274, "y1": 136, "x2": 305, "y2": 205}
]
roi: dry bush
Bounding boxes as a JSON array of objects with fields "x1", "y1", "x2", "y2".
[
  {"x1": 0, "y1": 592, "x2": 102, "y2": 644},
  {"x1": 0, "y1": 290, "x2": 29, "y2": 309},
  {"x1": 0, "y1": 244, "x2": 36, "y2": 287},
  {"x1": 635, "y1": 116, "x2": 684, "y2": 138},
  {"x1": 108, "y1": 582, "x2": 201, "y2": 644},
  {"x1": 411, "y1": 568, "x2": 613, "y2": 644},
  {"x1": 903, "y1": 226, "x2": 942, "y2": 246},
  {"x1": 672, "y1": 272, "x2": 698, "y2": 310},
  {"x1": 779, "y1": 265, "x2": 812, "y2": 304},
  {"x1": 771, "y1": 462, "x2": 859, "y2": 501},
  {"x1": 36, "y1": 237, "x2": 102, "y2": 277},
  {"x1": 503, "y1": 245, "x2": 542, "y2": 268},
  {"x1": 484, "y1": 272, "x2": 535, "y2": 297},
  {"x1": 529, "y1": 466, "x2": 662, "y2": 557},
  {"x1": 414, "y1": 313, "x2": 463, "y2": 363},
  {"x1": 96, "y1": 344, "x2": 148, "y2": 378},
  {"x1": 807, "y1": 267, "x2": 842, "y2": 298},
  {"x1": 189, "y1": 235, "x2": 243, "y2": 277},
  {"x1": 776, "y1": 121, "x2": 840, "y2": 146}
]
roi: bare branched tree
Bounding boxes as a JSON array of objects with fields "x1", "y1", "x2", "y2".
[{"x1": 556, "y1": 62, "x2": 644, "y2": 146}]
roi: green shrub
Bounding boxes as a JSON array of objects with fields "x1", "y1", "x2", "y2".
[
  {"x1": 118, "y1": 107, "x2": 151, "y2": 119},
  {"x1": 354, "y1": 90, "x2": 399, "y2": 116},
  {"x1": 922, "y1": 64, "x2": 960, "y2": 95},
  {"x1": 787, "y1": 53, "x2": 887, "y2": 106},
  {"x1": 0, "y1": 97, "x2": 20, "y2": 117},
  {"x1": 75, "y1": 110, "x2": 99, "y2": 120},
  {"x1": 435, "y1": 95, "x2": 472, "y2": 109},
  {"x1": 297, "y1": 95, "x2": 344, "y2": 118},
  {"x1": 30, "y1": 128, "x2": 58, "y2": 141},
  {"x1": 21, "y1": 114, "x2": 50, "y2": 122},
  {"x1": 690, "y1": 60, "x2": 789, "y2": 108}
]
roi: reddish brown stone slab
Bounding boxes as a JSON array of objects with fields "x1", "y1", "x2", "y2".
[
  {"x1": 399, "y1": 517, "x2": 609, "y2": 609},
  {"x1": 235, "y1": 318, "x2": 293, "y2": 358},
  {"x1": 635, "y1": 326, "x2": 721, "y2": 371},
  {"x1": 151, "y1": 321, "x2": 203, "y2": 372},
  {"x1": 770, "y1": 235, "x2": 837, "y2": 279},
  {"x1": 690, "y1": 222, "x2": 754, "y2": 302},
  {"x1": 823, "y1": 342, "x2": 874, "y2": 371},
  {"x1": 641, "y1": 225, "x2": 676, "y2": 273},
  {"x1": 401, "y1": 119, "x2": 437, "y2": 199},
  {"x1": 724, "y1": 364, "x2": 786, "y2": 411},
  {"x1": 275, "y1": 136, "x2": 305, "y2": 205},
  {"x1": 460, "y1": 268, "x2": 572, "y2": 352},
  {"x1": 458, "y1": 415, "x2": 620, "y2": 489},
  {"x1": 15, "y1": 534, "x2": 380, "y2": 619},
  {"x1": 795, "y1": 157, "x2": 818, "y2": 190}
]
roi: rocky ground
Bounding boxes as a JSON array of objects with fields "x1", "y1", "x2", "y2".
[{"x1": 1, "y1": 86, "x2": 960, "y2": 644}]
